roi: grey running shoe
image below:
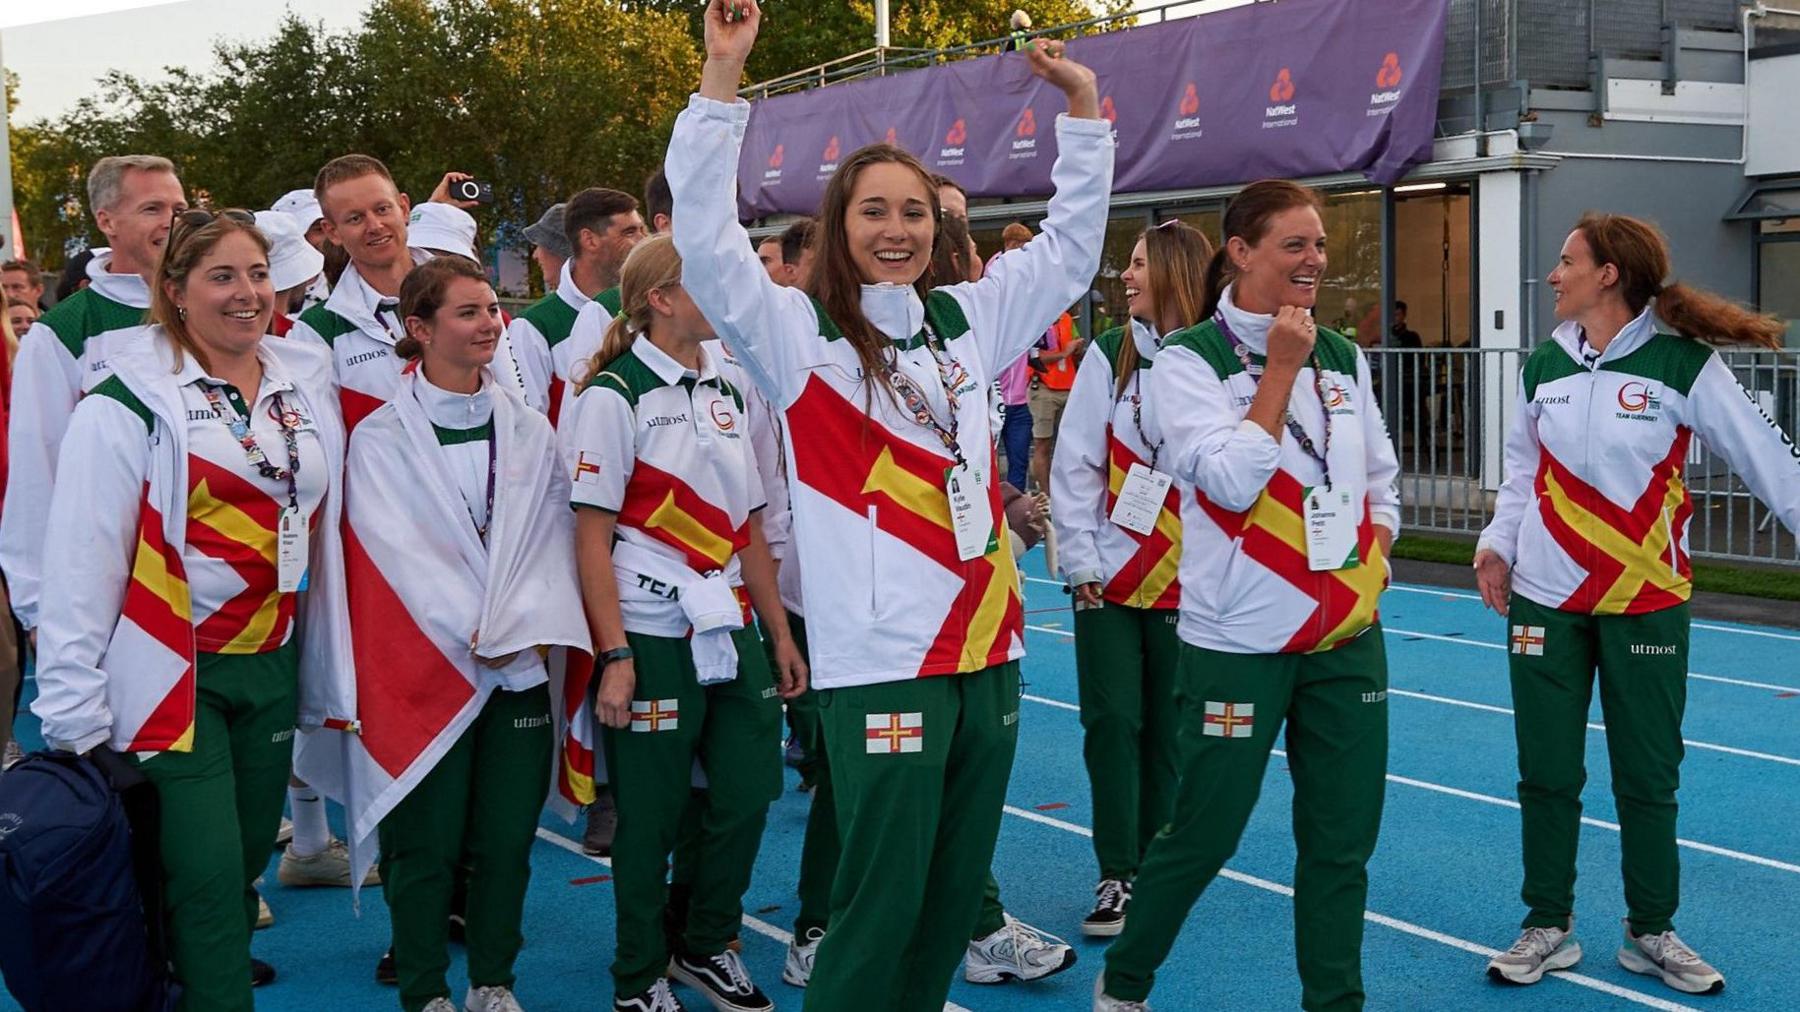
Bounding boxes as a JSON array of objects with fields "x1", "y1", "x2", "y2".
[
  {"x1": 1617, "y1": 920, "x2": 1724, "y2": 994},
  {"x1": 1486, "y1": 923, "x2": 1582, "y2": 984}
]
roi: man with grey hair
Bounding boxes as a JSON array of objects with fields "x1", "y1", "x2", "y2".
[{"x1": 1, "y1": 154, "x2": 187, "y2": 634}]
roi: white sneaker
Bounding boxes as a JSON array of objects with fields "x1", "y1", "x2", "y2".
[
  {"x1": 782, "y1": 926, "x2": 824, "y2": 988},
  {"x1": 1093, "y1": 972, "x2": 1151, "y2": 1011},
  {"x1": 1486, "y1": 923, "x2": 1582, "y2": 984},
  {"x1": 965, "y1": 913, "x2": 1077, "y2": 984},
  {"x1": 465, "y1": 984, "x2": 525, "y2": 1012},
  {"x1": 614, "y1": 977, "x2": 687, "y2": 1011},
  {"x1": 1617, "y1": 920, "x2": 1725, "y2": 994},
  {"x1": 276, "y1": 839, "x2": 380, "y2": 888},
  {"x1": 423, "y1": 1000, "x2": 457, "y2": 1012},
  {"x1": 255, "y1": 890, "x2": 274, "y2": 930}
]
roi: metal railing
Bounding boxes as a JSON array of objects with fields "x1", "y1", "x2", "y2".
[{"x1": 1366, "y1": 347, "x2": 1800, "y2": 565}]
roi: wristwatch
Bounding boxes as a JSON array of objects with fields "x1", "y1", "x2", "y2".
[{"x1": 598, "y1": 646, "x2": 634, "y2": 668}]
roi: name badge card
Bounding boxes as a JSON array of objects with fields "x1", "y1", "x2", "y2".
[
  {"x1": 1302, "y1": 487, "x2": 1358, "y2": 572},
  {"x1": 277, "y1": 506, "x2": 310, "y2": 593},
  {"x1": 946, "y1": 462, "x2": 997, "y2": 562},
  {"x1": 1109, "y1": 463, "x2": 1173, "y2": 536}
]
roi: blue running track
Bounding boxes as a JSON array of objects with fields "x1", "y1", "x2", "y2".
[{"x1": 7, "y1": 551, "x2": 1798, "y2": 1010}]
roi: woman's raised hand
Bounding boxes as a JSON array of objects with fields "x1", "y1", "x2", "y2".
[
  {"x1": 704, "y1": 0, "x2": 761, "y2": 64},
  {"x1": 1022, "y1": 38, "x2": 1100, "y2": 119}
]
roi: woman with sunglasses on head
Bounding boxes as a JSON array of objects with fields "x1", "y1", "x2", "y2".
[
  {"x1": 567, "y1": 234, "x2": 805, "y2": 1012},
  {"x1": 30, "y1": 209, "x2": 353, "y2": 1011},
  {"x1": 668, "y1": 3, "x2": 1112, "y2": 1009},
  {"x1": 1474, "y1": 213, "x2": 1800, "y2": 996},
  {"x1": 1049, "y1": 219, "x2": 1212, "y2": 941},
  {"x1": 1095, "y1": 181, "x2": 1399, "y2": 1012}
]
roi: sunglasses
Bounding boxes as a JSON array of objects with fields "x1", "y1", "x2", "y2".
[{"x1": 173, "y1": 208, "x2": 256, "y2": 229}]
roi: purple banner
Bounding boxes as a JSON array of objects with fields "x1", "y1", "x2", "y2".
[{"x1": 737, "y1": 0, "x2": 1448, "y2": 218}]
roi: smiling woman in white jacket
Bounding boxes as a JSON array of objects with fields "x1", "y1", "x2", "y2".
[
  {"x1": 31, "y1": 210, "x2": 352, "y2": 1012},
  {"x1": 667, "y1": 5, "x2": 1112, "y2": 1010},
  {"x1": 1097, "y1": 181, "x2": 1400, "y2": 1012},
  {"x1": 1473, "y1": 213, "x2": 1800, "y2": 996},
  {"x1": 1049, "y1": 219, "x2": 1213, "y2": 941}
]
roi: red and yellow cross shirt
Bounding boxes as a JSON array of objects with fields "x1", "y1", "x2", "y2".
[
  {"x1": 1, "y1": 253, "x2": 151, "y2": 629},
  {"x1": 667, "y1": 92, "x2": 1113, "y2": 689},
  {"x1": 30, "y1": 329, "x2": 352, "y2": 755},
  {"x1": 1153, "y1": 285, "x2": 1401, "y2": 655},
  {"x1": 1051, "y1": 321, "x2": 1182, "y2": 610},
  {"x1": 566, "y1": 336, "x2": 762, "y2": 637},
  {"x1": 1479, "y1": 309, "x2": 1800, "y2": 615}
]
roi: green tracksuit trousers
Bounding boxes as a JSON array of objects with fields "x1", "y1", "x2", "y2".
[
  {"x1": 379, "y1": 684, "x2": 554, "y2": 1012},
  {"x1": 1074, "y1": 602, "x2": 1181, "y2": 880},
  {"x1": 603, "y1": 627, "x2": 782, "y2": 998},
  {"x1": 1507, "y1": 595, "x2": 1690, "y2": 936},
  {"x1": 1104, "y1": 629, "x2": 1389, "y2": 1011},
  {"x1": 803, "y1": 662, "x2": 1021, "y2": 1012},
  {"x1": 138, "y1": 645, "x2": 298, "y2": 1012}
]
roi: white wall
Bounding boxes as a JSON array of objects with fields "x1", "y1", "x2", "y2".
[{"x1": 1748, "y1": 53, "x2": 1800, "y2": 177}]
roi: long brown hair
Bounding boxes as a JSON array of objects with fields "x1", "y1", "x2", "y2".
[
  {"x1": 150, "y1": 209, "x2": 271, "y2": 375},
  {"x1": 578, "y1": 234, "x2": 683, "y2": 385},
  {"x1": 1118, "y1": 220, "x2": 1214, "y2": 397},
  {"x1": 1575, "y1": 212, "x2": 1784, "y2": 349},
  {"x1": 396, "y1": 256, "x2": 491, "y2": 360},
  {"x1": 926, "y1": 212, "x2": 978, "y2": 287},
  {"x1": 808, "y1": 143, "x2": 942, "y2": 409},
  {"x1": 1201, "y1": 180, "x2": 1325, "y2": 320}
]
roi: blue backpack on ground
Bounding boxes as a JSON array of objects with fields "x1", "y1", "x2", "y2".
[{"x1": 0, "y1": 748, "x2": 178, "y2": 1011}]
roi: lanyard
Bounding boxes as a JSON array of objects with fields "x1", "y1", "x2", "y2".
[
  {"x1": 1213, "y1": 313, "x2": 1334, "y2": 490},
  {"x1": 1123, "y1": 372, "x2": 1164, "y2": 472},
  {"x1": 884, "y1": 326, "x2": 972, "y2": 468},
  {"x1": 200, "y1": 382, "x2": 302, "y2": 508},
  {"x1": 465, "y1": 434, "x2": 498, "y2": 543}
]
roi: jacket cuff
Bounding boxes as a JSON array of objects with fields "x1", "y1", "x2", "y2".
[
  {"x1": 687, "y1": 92, "x2": 751, "y2": 122},
  {"x1": 1066, "y1": 568, "x2": 1103, "y2": 589}
]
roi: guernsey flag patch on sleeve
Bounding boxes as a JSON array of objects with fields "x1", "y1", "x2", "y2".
[
  {"x1": 574, "y1": 451, "x2": 602, "y2": 485},
  {"x1": 1510, "y1": 625, "x2": 1547, "y2": 656},
  {"x1": 630, "y1": 698, "x2": 680, "y2": 733},
  {"x1": 1201, "y1": 701, "x2": 1255, "y2": 738},
  {"x1": 865, "y1": 712, "x2": 924, "y2": 754}
]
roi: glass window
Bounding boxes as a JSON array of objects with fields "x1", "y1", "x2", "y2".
[
  {"x1": 1756, "y1": 239, "x2": 1800, "y2": 348},
  {"x1": 1393, "y1": 185, "x2": 1474, "y2": 347},
  {"x1": 1086, "y1": 210, "x2": 1153, "y2": 339},
  {"x1": 1317, "y1": 189, "x2": 1384, "y2": 345}
]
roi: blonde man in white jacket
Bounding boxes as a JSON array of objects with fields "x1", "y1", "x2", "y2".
[{"x1": 32, "y1": 211, "x2": 352, "y2": 1011}]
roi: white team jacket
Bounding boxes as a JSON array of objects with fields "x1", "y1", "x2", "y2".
[
  {"x1": 1051, "y1": 320, "x2": 1183, "y2": 610},
  {"x1": 1, "y1": 254, "x2": 150, "y2": 628},
  {"x1": 1153, "y1": 286, "x2": 1401, "y2": 655},
  {"x1": 1478, "y1": 309, "x2": 1800, "y2": 614},
  {"x1": 668, "y1": 93, "x2": 1114, "y2": 689}
]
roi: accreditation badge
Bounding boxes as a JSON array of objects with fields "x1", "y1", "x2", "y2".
[
  {"x1": 1109, "y1": 462, "x2": 1173, "y2": 536},
  {"x1": 277, "y1": 506, "x2": 310, "y2": 593},
  {"x1": 1302, "y1": 486, "x2": 1358, "y2": 572},
  {"x1": 945, "y1": 461, "x2": 997, "y2": 562}
]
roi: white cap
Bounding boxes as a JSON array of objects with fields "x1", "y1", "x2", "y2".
[
  {"x1": 407, "y1": 203, "x2": 479, "y2": 261},
  {"x1": 254, "y1": 210, "x2": 326, "y2": 293},
  {"x1": 271, "y1": 188, "x2": 323, "y2": 231}
]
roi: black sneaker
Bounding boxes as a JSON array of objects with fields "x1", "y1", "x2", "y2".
[
  {"x1": 669, "y1": 949, "x2": 772, "y2": 1012},
  {"x1": 614, "y1": 977, "x2": 687, "y2": 1011},
  {"x1": 250, "y1": 958, "x2": 276, "y2": 988},
  {"x1": 583, "y1": 794, "x2": 617, "y2": 856},
  {"x1": 375, "y1": 946, "x2": 397, "y2": 986},
  {"x1": 1082, "y1": 878, "x2": 1131, "y2": 937}
]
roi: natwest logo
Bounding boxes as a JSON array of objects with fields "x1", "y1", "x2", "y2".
[
  {"x1": 817, "y1": 135, "x2": 841, "y2": 177},
  {"x1": 1179, "y1": 82, "x2": 1200, "y2": 116},
  {"x1": 945, "y1": 118, "x2": 967, "y2": 145},
  {"x1": 1017, "y1": 108, "x2": 1037, "y2": 137},
  {"x1": 1100, "y1": 95, "x2": 1117, "y2": 123},
  {"x1": 767, "y1": 144, "x2": 784, "y2": 169},
  {"x1": 1269, "y1": 67, "x2": 1296, "y2": 103},
  {"x1": 823, "y1": 135, "x2": 840, "y2": 161},
  {"x1": 1171, "y1": 81, "x2": 1203, "y2": 139},
  {"x1": 1010, "y1": 107, "x2": 1038, "y2": 158},
  {"x1": 1376, "y1": 52, "x2": 1403, "y2": 89},
  {"x1": 883, "y1": 125, "x2": 898, "y2": 146},
  {"x1": 939, "y1": 117, "x2": 968, "y2": 165}
]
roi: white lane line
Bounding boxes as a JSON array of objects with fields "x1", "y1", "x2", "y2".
[
  {"x1": 534, "y1": 827, "x2": 978, "y2": 1012},
  {"x1": 1016, "y1": 692, "x2": 1800, "y2": 876},
  {"x1": 1382, "y1": 583, "x2": 1800, "y2": 644},
  {"x1": 998, "y1": 806, "x2": 1701, "y2": 1012},
  {"x1": 1024, "y1": 624, "x2": 1800, "y2": 767}
]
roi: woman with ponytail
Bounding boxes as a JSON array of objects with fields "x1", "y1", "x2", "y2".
[
  {"x1": 1098, "y1": 181, "x2": 1400, "y2": 1012},
  {"x1": 1476, "y1": 213, "x2": 1800, "y2": 995},
  {"x1": 567, "y1": 234, "x2": 804, "y2": 1012},
  {"x1": 667, "y1": 3, "x2": 1112, "y2": 1009},
  {"x1": 1048, "y1": 219, "x2": 1211, "y2": 940}
]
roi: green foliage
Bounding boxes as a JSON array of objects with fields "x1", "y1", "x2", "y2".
[{"x1": 6, "y1": 0, "x2": 1130, "y2": 273}]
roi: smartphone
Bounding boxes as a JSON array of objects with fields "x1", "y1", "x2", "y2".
[{"x1": 451, "y1": 178, "x2": 495, "y2": 205}]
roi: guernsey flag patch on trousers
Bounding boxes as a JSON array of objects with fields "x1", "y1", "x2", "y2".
[
  {"x1": 1202, "y1": 701, "x2": 1255, "y2": 738},
  {"x1": 865, "y1": 712, "x2": 924, "y2": 754},
  {"x1": 1511, "y1": 625, "x2": 1547, "y2": 656},
  {"x1": 630, "y1": 698, "x2": 680, "y2": 733}
]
